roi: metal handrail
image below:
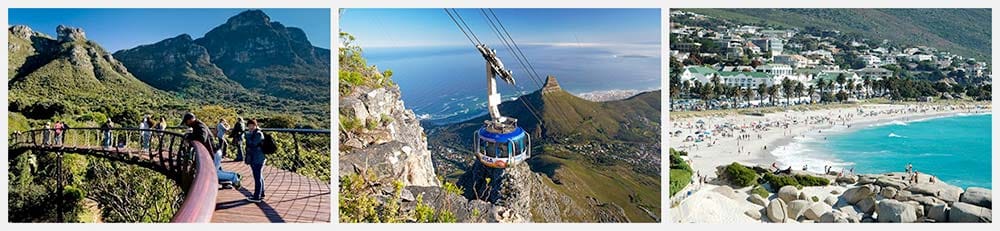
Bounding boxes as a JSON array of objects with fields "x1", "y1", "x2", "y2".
[
  {"x1": 171, "y1": 140, "x2": 218, "y2": 223},
  {"x1": 9, "y1": 127, "x2": 217, "y2": 222}
]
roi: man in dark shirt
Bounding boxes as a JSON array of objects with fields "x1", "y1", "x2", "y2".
[{"x1": 181, "y1": 112, "x2": 215, "y2": 155}]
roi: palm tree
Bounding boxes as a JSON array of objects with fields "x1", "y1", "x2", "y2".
[
  {"x1": 757, "y1": 83, "x2": 768, "y2": 106},
  {"x1": 781, "y1": 78, "x2": 793, "y2": 106},
  {"x1": 807, "y1": 85, "x2": 816, "y2": 104},
  {"x1": 794, "y1": 81, "x2": 805, "y2": 105},
  {"x1": 862, "y1": 76, "x2": 872, "y2": 99},
  {"x1": 836, "y1": 73, "x2": 847, "y2": 93},
  {"x1": 767, "y1": 85, "x2": 779, "y2": 106}
]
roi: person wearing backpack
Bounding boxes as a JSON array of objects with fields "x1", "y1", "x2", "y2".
[{"x1": 244, "y1": 119, "x2": 266, "y2": 203}]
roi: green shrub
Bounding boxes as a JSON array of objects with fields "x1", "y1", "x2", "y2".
[
  {"x1": 811, "y1": 196, "x2": 820, "y2": 202},
  {"x1": 750, "y1": 186, "x2": 769, "y2": 199},
  {"x1": 669, "y1": 148, "x2": 693, "y2": 197},
  {"x1": 763, "y1": 172, "x2": 800, "y2": 189},
  {"x1": 794, "y1": 174, "x2": 831, "y2": 186},
  {"x1": 762, "y1": 172, "x2": 830, "y2": 189},
  {"x1": 669, "y1": 169, "x2": 692, "y2": 197},
  {"x1": 723, "y1": 162, "x2": 759, "y2": 187}
]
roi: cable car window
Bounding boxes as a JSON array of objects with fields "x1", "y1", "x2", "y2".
[
  {"x1": 483, "y1": 140, "x2": 497, "y2": 157},
  {"x1": 498, "y1": 141, "x2": 509, "y2": 158}
]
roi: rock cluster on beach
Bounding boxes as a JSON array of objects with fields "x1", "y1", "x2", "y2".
[{"x1": 747, "y1": 171, "x2": 991, "y2": 223}]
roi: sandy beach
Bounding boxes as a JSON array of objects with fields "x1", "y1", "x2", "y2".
[
  {"x1": 670, "y1": 103, "x2": 989, "y2": 179},
  {"x1": 669, "y1": 102, "x2": 991, "y2": 223}
]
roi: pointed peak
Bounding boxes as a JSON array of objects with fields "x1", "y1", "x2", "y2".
[
  {"x1": 226, "y1": 9, "x2": 271, "y2": 27},
  {"x1": 542, "y1": 75, "x2": 561, "y2": 93}
]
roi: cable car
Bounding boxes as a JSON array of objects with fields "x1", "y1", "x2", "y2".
[{"x1": 473, "y1": 44, "x2": 530, "y2": 168}]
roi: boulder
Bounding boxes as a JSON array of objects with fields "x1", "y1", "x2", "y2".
[
  {"x1": 908, "y1": 183, "x2": 964, "y2": 203},
  {"x1": 895, "y1": 190, "x2": 916, "y2": 201},
  {"x1": 876, "y1": 199, "x2": 917, "y2": 223},
  {"x1": 766, "y1": 198, "x2": 789, "y2": 223},
  {"x1": 838, "y1": 206, "x2": 861, "y2": 223},
  {"x1": 927, "y1": 204, "x2": 949, "y2": 222},
  {"x1": 748, "y1": 194, "x2": 768, "y2": 207},
  {"x1": 787, "y1": 200, "x2": 811, "y2": 220},
  {"x1": 798, "y1": 192, "x2": 809, "y2": 201},
  {"x1": 843, "y1": 185, "x2": 876, "y2": 204},
  {"x1": 836, "y1": 176, "x2": 857, "y2": 184},
  {"x1": 959, "y1": 187, "x2": 992, "y2": 209},
  {"x1": 711, "y1": 185, "x2": 739, "y2": 200},
  {"x1": 857, "y1": 175, "x2": 876, "y2": 185},
  {"x1": 881, "y1": 187, "x2": 898, "y2": 199},
  {"x1": 823, "y1": 196, "x2": 838, "y2": 206},
  {"x1": 905, "y1": 201, "x2": 924, "y2": 218},
  {"x1": 819, "y1": 210, "x2": 850, "y2": 223},
  {"x1": 856, "y1": 197, "x2": 877, "y2": 214},
  {"x1": 744, "y1": 209, "x2": 763, "y2": 220},
  {"x1": 804, "y1": 202, "x2": 833, "y2": 220},
  {"x1": 778, "y1": 186, "x2": 799, "y2": 203},
  {"x1": 949, "y1": 202, "x2": 992, "y2": 223}
]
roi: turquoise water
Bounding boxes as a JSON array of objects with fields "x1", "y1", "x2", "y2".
[{"x1": 816, "y1": 114, "x2": 992, "y2": 189}]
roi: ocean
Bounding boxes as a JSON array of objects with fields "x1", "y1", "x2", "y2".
[
  {"x1": 772, "y1": 113, "x2": 992, "y2": 189},
  {"x1": 362, "y1": 44, "x2": 660, "y2": 125}
]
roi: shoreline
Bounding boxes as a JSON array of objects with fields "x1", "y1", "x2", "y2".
[{"x1": 670, "y1": 103, "x2": 991, "y2": 180}]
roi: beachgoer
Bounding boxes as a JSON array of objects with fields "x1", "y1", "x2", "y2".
[
  {"x1": 245, "y1": 119, "x2": 266, "y2": 202},
  {"x1": 803, "y1": 165, "x2": 808, "y2": 171}
]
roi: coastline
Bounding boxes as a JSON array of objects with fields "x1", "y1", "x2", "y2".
[
  {"x1": 670, "y1": 103, "x2": 990, "y2": 180},
  {"x1": 669, "y1": 102, "x2": 992, "y2": 223}
]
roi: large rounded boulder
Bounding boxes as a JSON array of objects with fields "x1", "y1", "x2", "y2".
[
  {"x1": 778, "y1": 186, "x2": 799, "y2": 203},
  {"x1": 766, "y1": 198, "x2": 789, "y2": 223},
  {"x1": 959, "y1": 187, "x2": 992, "y2": 209},
  {"x1": 876, "y1": 199, "x2": 917, "y2": 223},
  {"x1": 949, "y1": 202, "x2": 992, "y2": 223}
]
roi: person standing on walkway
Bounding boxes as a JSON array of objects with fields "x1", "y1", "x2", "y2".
[
  {"x1": 244, "y1": 119, "x2": 266, "y2": 203},
  {"x1": 140, "y1": 115, "x2": 152, "y2": 150},
  {"x1": 42, "y1": 122, "x2": 52, "y2": 146},
  {"x1": 216, "y1": 119, "x2": 229, "y2": 157},
  {"x1": 53, "y1": 121, "x2": 63, "y2": 146},
  {"x1": 181, "y1": 112, "x2": 214, "y2": 155},
  {"x1": 101, "y1": 119, "x2": 113, "y2": 149},
  {"x1": 230, "y1": 117, "x2": 246, "y2": 161}
]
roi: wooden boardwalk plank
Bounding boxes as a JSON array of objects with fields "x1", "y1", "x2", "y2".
[{"x1": 212, "y1": 160, "x2": 331, "y2": 223}]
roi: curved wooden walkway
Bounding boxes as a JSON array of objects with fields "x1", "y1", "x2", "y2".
[
  {"x1": 12, "y1": 143, "x2": 330, "y2": 223},
  {"x1": 213, "y1": 159, "x2": 330, "y2": 223}
]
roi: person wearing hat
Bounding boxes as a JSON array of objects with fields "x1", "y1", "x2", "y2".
[
  {"x1": 181, "y1": 112, "x2": 215, "y2": 155},
  {"x1": 244, "y1": 119, "x2": 266, "y2": 202}
]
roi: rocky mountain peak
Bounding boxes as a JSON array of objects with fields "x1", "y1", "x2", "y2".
[
  {"x1": 225, "y1": 9, "x2": 271, "y2": 28},
  {"x1": 542, "y1": 75, "x2": 561, "y2": 93},
  {"x1": 56, "y1": 25, "x2": 86, "y2": 42},
  {"x1": 9, "y1": 25, "x2": 45, "y2": 40}
]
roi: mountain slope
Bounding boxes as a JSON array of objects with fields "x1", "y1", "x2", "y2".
[
  {"x1": 428, "y1": 77, "x2": 662, "y2": 222},
  {"x1": 8, "y1": 25, "x2": 170, "y2": 118},
  {"x1": 683, "y1": 8, "x2": 992, "y2": 59},
  {"x1": 192, "y1": 9, "x2": 331, "y2": 102},
  {"x1": 113, "y1": 10, "x2": 331, "y2": 124}
]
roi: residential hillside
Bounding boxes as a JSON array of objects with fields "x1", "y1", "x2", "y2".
[{"x1": 683, "y1": 9, "x2": 991, "y2": 60}]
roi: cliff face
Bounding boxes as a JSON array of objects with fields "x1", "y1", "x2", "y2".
[{"x1": 339, "y1": 84, "x2": 438, "y2": 187}]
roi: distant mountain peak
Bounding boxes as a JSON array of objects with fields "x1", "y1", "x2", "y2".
[
  {"x1": 56, "y1": 25, "x2": 86, "y2": 42},
  {"x1": 542, "y1": 75, "x2": 562, "y2": 93},
  {"x1": 226, "y1": 9, "x2": 271, "y2": 27}
]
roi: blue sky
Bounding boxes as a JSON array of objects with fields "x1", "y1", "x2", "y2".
[
  {"x1": 8, "y1": 8, "x2": 331, "y2": 52},
  {"x1": 340, "y1": 8, "x2": 660, "y2": 48}
]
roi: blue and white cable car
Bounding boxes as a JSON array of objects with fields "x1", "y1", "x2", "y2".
[{"x1": 473, "y1": 44, "x2": 530, "y2": 168}]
